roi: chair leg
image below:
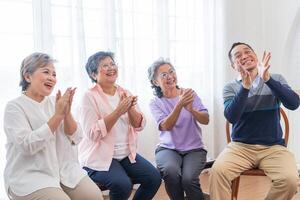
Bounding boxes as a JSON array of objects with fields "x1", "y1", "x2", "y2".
[{"x1": 231, "y1": 176, "x2": 241, "y2": 200}]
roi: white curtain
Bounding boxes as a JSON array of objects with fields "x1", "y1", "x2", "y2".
[
  {"x1": 0, "y1": 0, "x2": 221, "y2": 198},
  {"x1": 283, "y1": 6, "x2": 300, "y2": 169}
]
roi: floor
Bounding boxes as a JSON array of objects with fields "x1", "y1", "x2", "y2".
[{"x1": 103, "y1": 171, "x2": 300, "y2": 200}]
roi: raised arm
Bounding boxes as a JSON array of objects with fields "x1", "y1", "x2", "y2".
[
  {"x1": 257, "y1": 51, "x2": 299, "y2": 110},
  {"x1": 155, "y1": 89, "x2": 194, "y2": 131},
  {"x1": 223, "y1": 85, "x2": 249, "y2": 124},
  {"x1": 185, "y1": 93, "x2": 209, "y2": 125},
  {"x1": 80, "y1": 91, "x2": 133, "y2": 141},
  {"x1": 265, "y1": 76, "x2": 300, "y2": 110}
]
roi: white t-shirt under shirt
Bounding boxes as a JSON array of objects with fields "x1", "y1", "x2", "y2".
[{"x1": 104, "y1": 92, "x2": 130, "y2": 160}]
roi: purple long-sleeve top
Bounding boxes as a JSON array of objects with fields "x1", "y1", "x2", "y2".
[{"x1": 149, "y1": 93, "x2": 208, "y2": 151}]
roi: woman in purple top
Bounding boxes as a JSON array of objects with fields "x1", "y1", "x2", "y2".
[{"x1": 148, "y1": 59, "x2": 209, "y2": 200}]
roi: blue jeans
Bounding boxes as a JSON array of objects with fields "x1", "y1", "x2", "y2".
[
  {"x1": 156, "y1": 147, "x2": 207, "y2": 200},
  {"x1": 84, "y1": 154, "x2": 161, "y2": 200}
]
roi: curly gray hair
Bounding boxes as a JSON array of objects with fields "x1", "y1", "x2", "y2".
[{"x1": 147, "y1": 58, "x2": 175, "y2": 98}]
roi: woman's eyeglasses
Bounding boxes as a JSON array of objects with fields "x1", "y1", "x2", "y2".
[
  {"x1": 100, "y1": 62, "x2": 118, "y2": 70},
  {"x1": 158, "y1": 69, "x2": 175, "y2": 79}
]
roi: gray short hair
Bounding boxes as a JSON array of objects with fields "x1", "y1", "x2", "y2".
[
  {"x1": 85, "y1": 51, "x2": 115, "y2": 83},
  {"x1": 147, "y1": 58, "x2": 174, "y2": 98},
  {"x1": 19, "y1": 52, "x2": 55, "y2": 91}
]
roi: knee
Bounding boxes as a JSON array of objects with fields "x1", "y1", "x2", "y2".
[
  {"x1": 182, "y1": 175, "x2": 199, "y2": 190},
  {"x1": 138, "y1": 168, "x2": 161, "y2": 190},
  {"x1": 110, "y1": 178, "x2": 133, "y2": 197},
  {"x1": 274, "y1": 173, "x2": 298, "y2": 192},
  {"x1": 210, "y1": 161, "x2": 229, "y2": 178},
  {"x1": 160, "y1": 165, "x2": 181, "y2": 181},
  {"x1": 149, "y1": 169, "x2": 162, "y2": 188},
  {"x1": 45, "y1": 189, "x2": 71, "y2": 200},
  {"x1": 81, "y1": 187, "x2": 103, "y2": 200}
]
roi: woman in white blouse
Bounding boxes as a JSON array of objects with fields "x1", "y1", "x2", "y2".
[{"x1": 3, "y1": 53, "x2": 102, "y2": 200}]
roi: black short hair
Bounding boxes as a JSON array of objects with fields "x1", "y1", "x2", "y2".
[{"x1": 228, "y1": 42, "x2": 254, "y2": 64}]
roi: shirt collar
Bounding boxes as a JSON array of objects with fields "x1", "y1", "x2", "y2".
[{"x1": 236, "y1": 75, "x2": 261, "y2": 88}]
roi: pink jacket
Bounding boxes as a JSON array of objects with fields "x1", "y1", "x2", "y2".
[{"x1": 78, "y1": 84, "x2": 146, "y2": 171}]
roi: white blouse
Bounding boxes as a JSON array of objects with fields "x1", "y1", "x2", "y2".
[{"x1": 3, "y1": 94, "x2": 86, "y2": 196}]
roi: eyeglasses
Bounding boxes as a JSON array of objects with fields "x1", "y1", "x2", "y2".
[
  {"x1": 158, "y1": 69, "x2": 176, "y2": 79},
  {"x1": 100, "y1": 62, "x2": 118, "y2": 70}
]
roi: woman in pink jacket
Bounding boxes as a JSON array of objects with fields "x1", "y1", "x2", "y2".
[{"x1": 78, "y1": 51, "x2": 161, "y2": 200}]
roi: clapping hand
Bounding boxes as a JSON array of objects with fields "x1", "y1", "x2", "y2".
[
  {"x1": 131, "y1": 96, "x2": 138, "y2": 107},
  {"x1": 238, "y1": 65, "x2": 252, "y2": 89},
  {"x1": 115, "y1": 93, "x2": 133, "y2": 115},
  {"x1": 258, "y1": 51, "x2": 271, "y2": 82},
  {"x1": 65, "y1": 87, "x2": 76, "y2": 116},
  {"x1": 179, "y1": 88, "x2": 194, "y2": 111},
  {"x1": 55, "y1": 87, "x2": 76, "y2": 117}
]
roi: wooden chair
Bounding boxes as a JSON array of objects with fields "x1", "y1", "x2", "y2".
[{"x1": 226, "y1": 107, "x2": 289, "y2": 200}]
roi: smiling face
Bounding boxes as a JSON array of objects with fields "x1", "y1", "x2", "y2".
[
  {"x1": 230, "y1": 44, "x2": 258, "y2": 72},
  {"x1": 93, "y1": 56, "x2": 118, "y2": 85},
  {"x1": 153, "y1": 63, "x2": 177, "y2": 92},
  {"x1": 25, "y1": 63, "x2": 57, "y2": 102}
]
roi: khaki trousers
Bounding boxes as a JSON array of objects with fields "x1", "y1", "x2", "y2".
[
  {"x1": 9, "y1": 176, "x2": 103, "y2": 200},
  {"x1": 209, "y1": 142, "x2": 298, "y2": 200}
]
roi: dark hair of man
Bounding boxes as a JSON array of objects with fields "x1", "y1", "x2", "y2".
[{"x1": 228, "y1": 42, "x2": 254, "y2": 64}]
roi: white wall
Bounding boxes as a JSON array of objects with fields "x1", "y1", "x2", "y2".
[{"x1": 216, "y1": 0, "x2": 300, "y2": 164}]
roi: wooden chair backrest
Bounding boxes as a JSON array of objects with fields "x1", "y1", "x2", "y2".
[{"x1": 226, "y1": 107, "x2": 289, "y2": 146}]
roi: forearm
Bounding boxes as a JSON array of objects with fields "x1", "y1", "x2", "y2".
[
  {"x1": 190, "y1": 110, "x2": 209, "y2": 125},
  {"x1": 266, "y1": 77, "x2": 300, "y2": 110},
  {"x1": 64, "y1": 114, "x2": 77, "y2": 135},
  {"x1": 224, "y1": 87, "x2": 249, "y2": 123},
  {"x1": 103, "y1": 110, "x2": 122, "y2": 132},
  {"x1": 160, "y1": 103, "x2": 182, "y2": 131},
  {"x1": 48, "y1": 114, "x2": 64, "y2": 134},
  {"x1": 128, "y1": 108, "x2": 142, "y2": 128}
]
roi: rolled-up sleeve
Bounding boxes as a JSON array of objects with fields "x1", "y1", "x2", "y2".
[
  {"x1": 133, "y1": 107, "x2": 146, "y2": 132},
  {"x1": 79, "y1": 92, "x2": 108, "y2": 142},
  {"x1": 4, "y1": 102, "x2": 54, "y2": 155},
  {"x1": 149, "y1": 99, "x2": 168, "y2": 130},
  {"x1": 66, "y1": 122, "x2": 83, "y2": 145}
]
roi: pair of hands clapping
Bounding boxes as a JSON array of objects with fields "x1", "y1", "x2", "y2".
[
  {"x1": 240, "y1": 51, "x2": 271, "y2": 89},
  {"x1": 178, "y1": 88, "x2": 194, "y2": 112},
  {"x1": 115, "y1": 93, "x2": 138, "y2": 116},
  {"x1": 55, "y1": 87, "x2": 76, "y2": 118}
]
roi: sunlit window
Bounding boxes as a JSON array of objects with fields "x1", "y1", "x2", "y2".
[{"x1": 0, "y1": 0, "x2": 215, "y2": 198}]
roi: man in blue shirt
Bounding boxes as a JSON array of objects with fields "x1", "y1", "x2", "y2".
[{"x1": 209, "y1": 42, "x2": 299, "y2": 200}]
